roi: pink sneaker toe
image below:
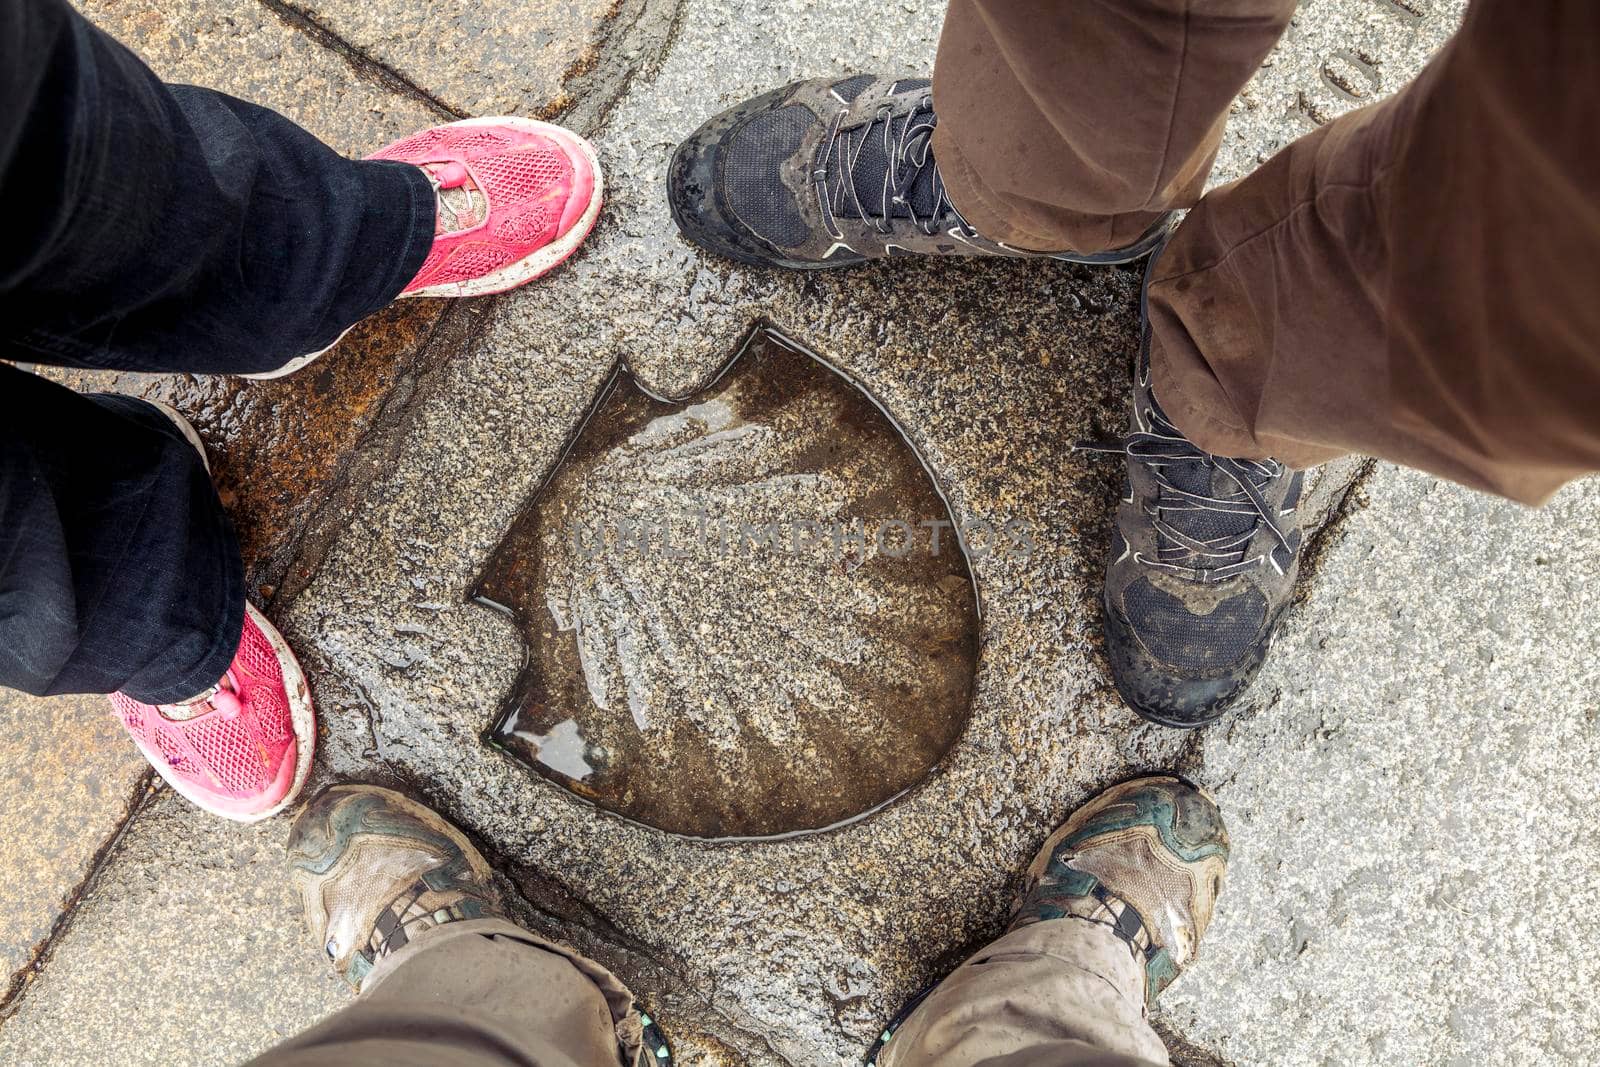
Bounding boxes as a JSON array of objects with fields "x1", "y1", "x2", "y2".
[
  {"x1": 372, "y1": 117, "x2": 605, "y2": 299},
  {"x1": 110, "y1": 602, "x2": 315, "y2": 823}
]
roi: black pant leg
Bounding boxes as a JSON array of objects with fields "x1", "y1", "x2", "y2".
[
  {"x1": 0, "y1": 0, "x2": 435, "y2": 375},
  {"x1": 0, "y1": 364, "x2": 243, "y2": 702}
]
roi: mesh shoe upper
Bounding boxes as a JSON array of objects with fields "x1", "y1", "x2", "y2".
[
  {"x1": 723, "y1": 105, "x2": 815, "y2": 249},
  {"x1": 705, "y1": 76, "x2": 971, "y2": 264},
  {"x1": 1121, "y1": 578, "x2": 1268, "y2": 673},
  {"x1": 111, "y1": 602, "x2": 313, "y2": 821},
  {"x1": 368, "y1": 118, "x2": 600, "y2": 298}
]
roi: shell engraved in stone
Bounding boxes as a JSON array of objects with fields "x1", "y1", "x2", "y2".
[
  {"x1": 544, "y1": 391, "x2": 964, "y2": 750},
  {"x1": 475, "y1": 330, "x2": 978, "y2": 839}
]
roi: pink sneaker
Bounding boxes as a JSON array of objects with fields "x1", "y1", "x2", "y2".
[
  {"x1": 110, "y1": 603, "x2": 316, "y2": 822},
  {"x1": 378, "y1": 117, "x2": 603, "y2": 298},
  {"x1": 248, "y1": 117, "x2": 603, "y2": 381}
]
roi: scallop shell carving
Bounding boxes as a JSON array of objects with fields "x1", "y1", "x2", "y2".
[{"x1": 474, "y1": 329, "x2": 978, "y2": 838}]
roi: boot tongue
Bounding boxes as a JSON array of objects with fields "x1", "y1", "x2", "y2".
[
  {"x1": 1143, "y1": 378, "x2": 1258, "y2": 569},
  {"x1": 1158, "y1": 460, "x2": 1257, "y2": 566},
  {"x1": 834, "y1": 112, "x2": 942, "y2": 222}
]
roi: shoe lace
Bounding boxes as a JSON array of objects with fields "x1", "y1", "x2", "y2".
[
  {"x1": 1079, "y1": 388, "x2": 1293, "y2": 583},
  {"x1": 813, "y1": 94, "x2": 977, "y2": 241},
  {"x1": 423, "y1": 166, "x2": 482, "y2": 234},
  {"x1": 159, "y1": 669, "x2": 246, "y2": 722}
]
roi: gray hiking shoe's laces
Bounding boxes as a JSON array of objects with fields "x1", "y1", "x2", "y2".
[
  {"x1": 1079, "y1": 400, "x2": 1294, "y2": 583},
  {"x1": 812, "y1": 96, "x2": 977, "y2": 241}
]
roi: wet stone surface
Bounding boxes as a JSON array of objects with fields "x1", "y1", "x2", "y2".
[
  {"x1": 0, "y1": 694, "x2": 147, "y2": 1001},
  {"x1": 286, "y1": 0, "x2": 630, "y2": 119},
  {"x1": 476, "y1": 329, "x2": 979, "y2": 838},
  {"x1": 34, "y1": 301, "x2": 460, "y2": 600},
  {"x1": 0, "y1": 790, "x2": 348, "y2": 1063},
  {"x1": 9, "y1": 2, "x2": 1590, "y2": 1067},
  {"x1": 74, "y1": 0, "x2": 447, "y2": 158}
]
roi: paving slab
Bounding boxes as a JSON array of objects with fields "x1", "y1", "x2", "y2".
[
  {"x1": 1169, "y1": 469, "x2": 1600, "y2": 1067},
  {"x1": 36, "y1": 303, "x2": 464, "y2": 601},
  {"x1": 0, "y1": 790, "x2": 347, "y2": 1066},
  {"x1": 0, "y1": 694, "x2": 147, "y2": 1004},
  {"x1": 76, "y1": 0, "x2": 446, "y2": 158},
  {"x1": 1210, "y1": 0, "x2": 1460, "y2": 185},
  {"x1": 283, "y1": 0, "x2": 637, "y2": 120}
]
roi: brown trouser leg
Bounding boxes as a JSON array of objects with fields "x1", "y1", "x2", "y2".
[
  {"x1": 932, "y1": 0, "x2": 1297, "y2": 255},
  {"x1": 935, "y1": 0, "x2": 1600, "y2": 504}
]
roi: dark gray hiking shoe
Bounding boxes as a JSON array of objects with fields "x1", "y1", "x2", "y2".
[
  {"x1": 668, "y1": 75, "x2": 1172, "y2": 269},
  {"x1": 1083, "y1": 275, "x2": 1307, "y2": 728}
]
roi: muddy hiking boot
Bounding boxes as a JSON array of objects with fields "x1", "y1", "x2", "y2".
[
  {"x1": 1010, "y1": 776, "x2": 1229, "y2": 1003},
  {"x1": 1081, "y1": 262, "x2": 1307, "y2": 728},
  {"x1": 867, "y1": 775, "x2": 1228, "y2": 1063},
  {"x1": 287, "y1": 784, "x2": 506, "y2": 991},
  {"x1": 668, "y1": 75, "x2": 1172, "y2": 269},
  {"x1": 286, "y1": 785, "x2": 674, "y2": 1065}
]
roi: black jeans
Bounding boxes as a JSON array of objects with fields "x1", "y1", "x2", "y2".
[{"x1": 0, "y1": 0, "x2": 433, "y2": 701}]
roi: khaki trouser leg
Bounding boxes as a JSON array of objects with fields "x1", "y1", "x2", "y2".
[
  {"x1": 1149, "y1": 0, "x2": 1600, "y2": 503},
  {"x1": 248, "y1": 919, "x2": 640, "y2": 1067},
  {"x1": 932, "y1": 0, "x2": 1297, "y2": 254},
  {"x1": 879, "y1": 920, "x2": 1168, "y2": 1067}
]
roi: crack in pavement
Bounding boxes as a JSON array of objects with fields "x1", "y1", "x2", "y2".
[
  {"x1": 254, "y1": 0, "x2": 467, "y2": 120},
  {"x1": 0, "y1": 772, "x2": 156, "y2": 1021},
  {"x1": 269, "y1": 299, "x2": 492, "y2": 613}
]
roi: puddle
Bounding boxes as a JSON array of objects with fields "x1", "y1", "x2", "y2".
[{"x1": 473, "y1": 327, "x2": 979, "y2": 839}]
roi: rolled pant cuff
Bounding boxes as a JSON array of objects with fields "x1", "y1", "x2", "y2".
[
  {"x1": 129, "y1": 586, "x2": 246, "y2": 704},
  {"x1": 1146, "y1": 303, "x2": 1346, "y2": 471},
  {"x1": 359, "y1": 158, "x2": 438, "y2": 303},
  {"x1": 931, "y1": 125, "x2": 1169, "y2": 256},
  {"x1": 305, "y1": 157, "x2": 437, "y2": 348},
  {"x1": 930, "y1": 124, "x2": 1060, "y2": 251},
  {"x1": 881, "y1": 917, "x2": 1168, "y2": 1067},
  {"x1": 94, "y1": 392, "x2": 249, "y2": 705}
]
